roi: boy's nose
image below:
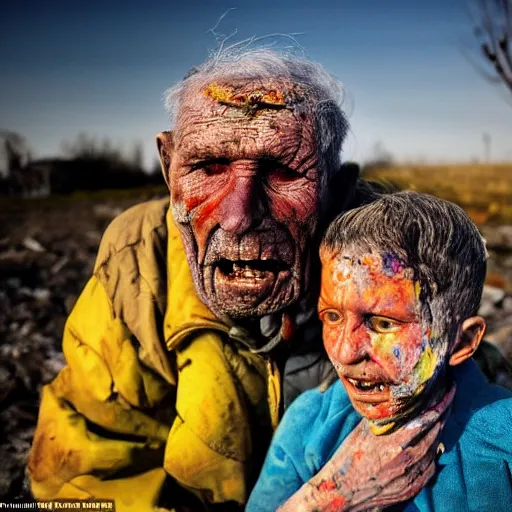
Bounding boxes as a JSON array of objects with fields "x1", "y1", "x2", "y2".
[{"x1": 331, "y1": 316, "x2": 370, "y2": 366}]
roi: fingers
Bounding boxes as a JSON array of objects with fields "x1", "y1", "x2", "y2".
[
  {"x1": 405, "y1": 385, "x2": 456, "y2": 433},
  {"x1": 345, "y1": 415, "x2": 442, "y2": 503},
  {"x1": 389, "y1": 419, "x2": 441, "y2": 471},
  {"x1": 362, "y1": 445, "x2": 437, "y2": 510},
  {"x1": 371, "y1": 414, "x2": 441, "y2": 490},
  {"x1": 351, "y1": 440, "x2": 438, "y2": 511},
  {"x1": 393, "y1": 385, "x2": 455, "y2": 449}
]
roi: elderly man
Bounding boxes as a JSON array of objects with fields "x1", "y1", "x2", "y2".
[{"x1": 28, "y1": 47, "x2": 450, "y2": 511}]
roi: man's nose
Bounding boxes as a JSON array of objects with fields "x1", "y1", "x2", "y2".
[
  {"x1": 219, "y1": 161, "x2": 267, "y2": 234},
  {"x1": 331, "y1": 315, "x2": 370, "y2": 365}
]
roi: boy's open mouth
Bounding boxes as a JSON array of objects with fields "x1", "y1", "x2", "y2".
[
  {"x1": 347, "y1": 378, "x2": 386, "y2": 392},
  {"x1": 342, "y1": 376, "x2": 391, "y2": 402}
]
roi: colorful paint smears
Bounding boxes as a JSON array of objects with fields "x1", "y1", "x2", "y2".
[
  {"x1": 204, "y1": 83, "x2": 288, "y2": 114},
  {"x1": 318, "y1": 249, "x2": 447, "y2": 433}
]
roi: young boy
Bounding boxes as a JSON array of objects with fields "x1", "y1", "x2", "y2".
[{"x1": 247, "y1": 191, "x2": 512, "y2": 511}]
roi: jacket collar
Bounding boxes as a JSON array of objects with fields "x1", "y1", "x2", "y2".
[{"x1": 163, "y1": 207, "x2": 232, "y2": 350}]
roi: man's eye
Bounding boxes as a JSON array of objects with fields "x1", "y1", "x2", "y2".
[
  {"x1": 320, "y1": 310, "x2": 342, "y2": 324},
  {"x1": 203, "y1": 163, "x2": 229, "y2": 176},
  {"x1": 260, "y1": 159, "x2": 301, "y2": 184},
  {"x1": 368, "y1": 316, "x2": 400, "y2": 333},
  {"x1": 270, "y1": 166, "x2": 301, "y2": 182},
  {"x1": 191, "y1": 159, "x2": 230, "y2": 176}
]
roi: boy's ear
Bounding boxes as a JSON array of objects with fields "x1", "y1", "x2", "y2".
[
  {"x1": 156, "y1": 131, "x2": 174, "y2": 190},
  {"x1": 449, "y1": 316, "x2": 486, "y2": 366}
]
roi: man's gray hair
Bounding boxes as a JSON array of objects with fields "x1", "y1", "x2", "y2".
[
  {"x1": 164, "y1": 44, "x2": 349, "y2": 190},
  {"x1": 322, "y1": 190, "x2": 488, "y2": 343}
]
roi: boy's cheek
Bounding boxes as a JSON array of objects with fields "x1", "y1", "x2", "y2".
[{"x1": 376, "y1": 325, "x2": 425, "y2": 378}]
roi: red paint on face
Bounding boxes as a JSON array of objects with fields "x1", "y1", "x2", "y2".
[{"x1": 318, "y1": 250, "x2": 427, "y2": 423}]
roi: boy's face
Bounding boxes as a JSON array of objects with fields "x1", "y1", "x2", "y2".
[{"x1": 318, "y1": 249, "x2": 446, "y2": 432}]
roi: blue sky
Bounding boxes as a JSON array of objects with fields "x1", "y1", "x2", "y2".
[{"x1": 2, "y1": 0, "x2": 512, "y2": 170}]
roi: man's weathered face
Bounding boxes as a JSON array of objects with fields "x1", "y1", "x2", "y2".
[
  {"x1": 164, "y1": 79, "x2": 321, "y2": 319},
  {"x1": 318, "y1": 249, "x2": 446, "y2": 433}
]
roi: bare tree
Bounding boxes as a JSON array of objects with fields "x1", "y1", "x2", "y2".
[
  {"x1": 130, "y1": 141, "x2": 144, "y2": 170},
  {"x1": 61, "y1": 133, "x2": 123, "y2": 162},
  {"x1": 469, "y1": 0, "x2": 512, "y2": 94},
  {"x1": 0, "y1": 131, "x2": 32, "y2": 177}
]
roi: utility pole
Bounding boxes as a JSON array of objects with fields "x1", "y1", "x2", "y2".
[{"x1": 483, "y1": 132, "x2": 491, "y2": 163}]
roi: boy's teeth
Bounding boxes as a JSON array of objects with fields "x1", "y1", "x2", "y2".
[{"x1": 347, "y1": 378, "x2": 386, "y2": 392}]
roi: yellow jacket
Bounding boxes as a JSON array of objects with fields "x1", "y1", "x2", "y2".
[{"x1": 28, "y1": 198, "x2": 282, "y2": 511}]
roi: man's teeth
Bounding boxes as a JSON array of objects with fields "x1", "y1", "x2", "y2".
[
  {"x1": 347, "y1": 378, "x2": 386, "y2": 392},
  {"x1": 232, "y1": 263, "x2": 266, "y2": 279}
]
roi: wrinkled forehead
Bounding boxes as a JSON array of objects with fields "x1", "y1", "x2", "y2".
[{"x1": 175, "y1": 77, "x2": 315, "y2": 131}]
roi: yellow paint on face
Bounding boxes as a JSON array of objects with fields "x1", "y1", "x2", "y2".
[
  {"x1": 203, "y1": 83, "x2": 288, "y2": 108},
  {"x1": 370, "y1": 421, "x2": 396, "y2": 435},
  {"x1": 412, "y1": 343, "x2": 438, "y2": 390},
  {"x1": 371, "y1": 332, "x2": 398, "y2": 361}
]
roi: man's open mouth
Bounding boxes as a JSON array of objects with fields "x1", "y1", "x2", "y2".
[
  {"x1": 216, "y1": 258, "x2": 289, "y2": 280},
  {"x1": 212, "y1": 258, "x2": 291, "y2": 306}
]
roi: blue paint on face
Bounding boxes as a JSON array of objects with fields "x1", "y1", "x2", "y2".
[
  {"x1": 381, "y1": 251, "x2": 406, "y2": 277},
  {"x1": 393, "y1": 346, "x2": 401, "y2": 359}
]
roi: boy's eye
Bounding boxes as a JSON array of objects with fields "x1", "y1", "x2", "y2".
[
  {"x1": 368, "y1": 316, "x2": 400, "y2": 333},
  {"x1": 321, "y1": 310, "x2": 343, "y2": 324}
]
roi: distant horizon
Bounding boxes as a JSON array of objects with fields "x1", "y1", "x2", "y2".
[
  {"x1": 2, "y1": 130, "x2": 512, "y2": 177},
  {"x1": 3, "y1": 0, "x2": 512, "y2": 171}
]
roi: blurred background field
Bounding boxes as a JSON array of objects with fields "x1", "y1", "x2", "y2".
[
  {"x1": 364, "y1": 163, "x2": 512, "y2": 225},
  {"x1": 364, "y1": 163, "x2": 512, "y2": 292}
]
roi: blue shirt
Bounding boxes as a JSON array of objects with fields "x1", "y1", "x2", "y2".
[{"x1": 247, "y1": 360, "x2": 512, "y2": 511}]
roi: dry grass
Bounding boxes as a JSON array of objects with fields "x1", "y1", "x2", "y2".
[{"x1": 363, "y1": 163, "x2": 512, "y2": 225}]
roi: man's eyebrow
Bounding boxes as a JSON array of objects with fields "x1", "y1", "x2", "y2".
[{"x1": 180, "y1": 149, "x2": 220, "y2": 162}]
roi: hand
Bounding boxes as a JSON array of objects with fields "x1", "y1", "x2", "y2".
[{"x1": 278, "y1": 386, "x2": 455, "y2": 512}]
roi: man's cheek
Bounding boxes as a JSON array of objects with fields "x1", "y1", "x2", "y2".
[
  {"x1": 269, "y1": 195, "x2": 318, "y2": 240},
  {"x1": 185, "y1": 198, "x2": 225, "y2": 263}
]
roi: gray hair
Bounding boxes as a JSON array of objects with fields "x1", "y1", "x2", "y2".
[
  {"x1": 164, "y1": 44, "x2": 349, "y2": 191},
  {"x1": 322, "y1": 191, "x2": 488, "y2": 344}
]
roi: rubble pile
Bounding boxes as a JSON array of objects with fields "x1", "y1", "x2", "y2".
[
  {"x1": 0, "y1": 197, "x2": 511, "y2": 500},
  {"x1": 0, "y1": 197, "x2": 160, "y2": 500}
]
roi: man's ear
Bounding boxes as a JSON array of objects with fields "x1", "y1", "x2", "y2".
[
  {"x1": 449, "y1": 316, "x2": 486, "y2": 366},
  {"x1": 156, "y1": 131, "x2": 174, "y2": 190}
]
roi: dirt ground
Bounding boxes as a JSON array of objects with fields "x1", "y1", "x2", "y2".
[{"x1": 0, "y1": 189, "x2": 168, "y2": 500}]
